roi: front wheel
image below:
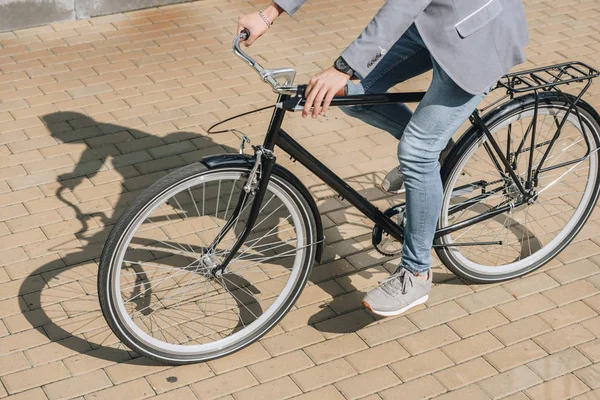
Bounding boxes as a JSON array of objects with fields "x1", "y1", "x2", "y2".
[
  {"x1": 436, "y1": 93, "x2": 600, "y2": 283},
  {"x1": 98, "y1": 162, "x2": 317, "y2": 364}
]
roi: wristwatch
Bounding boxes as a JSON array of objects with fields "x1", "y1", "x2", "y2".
[{"x1": 333, "y1": 56, "x2": 354, "y2": 77}]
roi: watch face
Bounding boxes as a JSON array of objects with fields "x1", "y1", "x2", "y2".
[{"x1": 335, "y1": 57, "x2": 349, "y2": 72}]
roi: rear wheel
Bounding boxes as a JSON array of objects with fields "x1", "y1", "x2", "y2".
[
  {"x1": 436, "y1": 94, "x2": 600, "y2": 282},
  {"x1": 98, "y1": 162, "x2": 317, "y2": 364}
]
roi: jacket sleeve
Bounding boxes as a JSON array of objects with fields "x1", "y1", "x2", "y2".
[
  {"x1": 273, "y1": 0, "x2": 307, "y2": 16},
  {"x1": 341, "y1": 0, "x2": 433, "y2": 79}
]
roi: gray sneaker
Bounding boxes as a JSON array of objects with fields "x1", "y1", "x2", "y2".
[
  {"x1": 381, "y1": 138, "x2": 455, "y2": 194},
  {"x1": 362, "y1": 268, "x2": 432, "y2": 317}
]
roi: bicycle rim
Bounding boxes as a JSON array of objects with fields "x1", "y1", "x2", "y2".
[
  {"x1": 438, "y1": 103, "x2": 600, "y2": 279},
  {"x1": 104, "y1": 167, "x2": 313, "y2": 359}
]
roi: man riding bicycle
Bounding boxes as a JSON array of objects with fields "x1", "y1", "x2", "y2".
[{"x1": 237, "y1": 0, "x2": 529, "y2": 316}]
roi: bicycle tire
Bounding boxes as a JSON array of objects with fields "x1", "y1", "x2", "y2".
[
  {"x1": 98, "y1": 162, "x2": 318, "y2": 364},
  {"x1": 436, "y1": 92, "x2": 600, "y2": 283}
]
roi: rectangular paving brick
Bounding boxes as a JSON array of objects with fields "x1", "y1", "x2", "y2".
[
  {"x1": 479, "y1": 365, "x2": 543, "y2": 399},
  {"x1": 191, "y1": 367, "x2": 258, "y2": 400},
  {"x1": 399, "y1": 324, "x2": 461, "y2": 355},
  {"x1": 303, "y1": 333, "x2": 367, "y2": 364},
  {"x1": 575, "y1": 363, "x2": 600, "y2": 389},
  {"x1": 291, "y1": 358, "x2": 356, "y2": 392},
  {"x1": 335, "y1": 366, "x2": 400, "y2": 400},
  {"x1": 434, "y1": 357, "x2": 497, "y2": 390},
  {"x1": 491, "y1": 315, "x2": 552, "y2": 346},
  {"x1": 86, "y1": 377, "x2": 155, "y2": 400},
  {"x1": 484, "y1": 340, "x2": 547, "y2": 372},
  {"x1": 407, "y1": 301, "x2": 468, "y2": 330},
  {"x1": 379, "y1": 375, "x2": 446, "y2": 400},
  {"x1": 455, "y1": 286, "x2": 514, "y2": 313},
  {"x1": 345, "y1": 340, "x2": 410, "y2": 373},
  {"x1": 527, "y1": 348, "x2": 592, "y2": 381},
  {"x1": 248, "y1": 350, "x2": 314, "y2": 383},
  {"x1": 542, "y1": 280, "x2": 599, "y2": 306},
  {"x1": 289, "y1": 385, "x2": 345, "y2": 400},
  {"x1": 357, "y1": 316, "x2": 419, "y2": 347},
  {"x1": 525, "y1": 374, "x2": 590, "y2": 400},
  {"x1": 2, "y1": 360, "x2": 69, "y2": 394},
  {"x1": 538, "y1": 301, "x2": 598, "y2": 329},
  {"x1": 534, "y1": 324, "x2": 595, "y2": 354},
  {"x1": 233, "y1": 376, "x2": 302, "y2": 400},
  {"x1": 44, "y1": 369, "x2": 112, "y2": 400},
  {"x1": 441, "y1": 331, "x2": 504, "y2": 364},
  {"x1": 389, "y1": 348, "x2": 454, "y2": 382},
  {"x1": 448, "y1": 308, "x2": 509, "y2": 338}
]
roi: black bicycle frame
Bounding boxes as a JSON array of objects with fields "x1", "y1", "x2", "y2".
[{"x1": 215, "y1": 90, "x2": 532, "y2": 270}]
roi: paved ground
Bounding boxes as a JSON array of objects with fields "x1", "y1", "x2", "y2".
[{"x1": 1, "y1": 0, "x2": 600, "y2": 399}]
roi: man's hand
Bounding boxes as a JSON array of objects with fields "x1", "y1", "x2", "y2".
[
  {"x1": 303, "y1": 67, "x2": 351, "y2": 118},
  {"x1": 237, "y1": 2, "x2": 284, "y2": 47}
]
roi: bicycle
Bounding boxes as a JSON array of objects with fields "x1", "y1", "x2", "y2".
[{"x1": 98, "y1": 29, "x2": 600, "y2": 364}]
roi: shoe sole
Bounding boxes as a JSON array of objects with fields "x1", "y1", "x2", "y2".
[
  {"x1": 362, "y1": 295, "x2": 428, "y2": 317},
  {"x1": 380, "y1": 183, "x2": 406, "y2": 195}
]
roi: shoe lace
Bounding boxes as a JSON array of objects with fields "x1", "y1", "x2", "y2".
[{"x1": 378, "y1": 268, "x2": 413, "y2": 296}]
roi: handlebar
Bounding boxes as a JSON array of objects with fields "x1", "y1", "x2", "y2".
[{"x1": 233, "y1": 29, "x2": 298, "y2": 94}]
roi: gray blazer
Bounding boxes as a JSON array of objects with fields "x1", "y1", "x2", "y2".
[{"x1": 275, "y1": 0, "x2": 529, "y2": 94}]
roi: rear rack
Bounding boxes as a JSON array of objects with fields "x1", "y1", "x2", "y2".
[{"x1": 496, "y1": 61, "x2": 600, "y2": 93}]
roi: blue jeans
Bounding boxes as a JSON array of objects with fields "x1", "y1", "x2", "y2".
[{"x1": 341, "y1": 24, "x2": 486, "y2": 275}]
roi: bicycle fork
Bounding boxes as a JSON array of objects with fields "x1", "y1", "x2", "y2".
[{"x1": 207, "y1": 147, "x2": 276, "y2": 276}]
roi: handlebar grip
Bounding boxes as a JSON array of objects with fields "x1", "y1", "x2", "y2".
[{"x1": 241, "y1": 28, "x2": 250, "y2": 40}]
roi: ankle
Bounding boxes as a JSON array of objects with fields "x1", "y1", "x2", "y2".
[{"x1": 413, "y1": 271, "x2": 430, "y2": 281}]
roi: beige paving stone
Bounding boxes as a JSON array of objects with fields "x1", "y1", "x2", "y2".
[
  {"x1": 525, "y1": 374, "x2": 590, "y2": 400},
  {"x1": 527, "y1": 348, "x2": 592, "y2": 381},
  {"x1": 248, "y1": 350, "x2": 314, "y2": 383},
  {"x1": 484, "y1": 340, "x2": 547, "y2": 372},
  {"x1": 448, "y1": 308, "x2": 509, "y2": 338},
  {"x1": 344, "y1": 340, "x2": 410, "y2": 373},
  {"x1": 104, "y1": 357, "x2": 170, "y2": 385},
  {"x1": 433, "y1": 357, "x2": 497, "y2": 390},
  {"x1": 3, "y1": 387, "x2": 48, "y2": 400},
  {"x1": 314, "y1": 309, "x2": 375, "y2": 339},
  {"x1": 542, "y1": 280, "x2": 599, "y2": 306},
  {"x1": 478, "y1": 365, "x2": 543, "y2": 399},
  {"x1": 434, "y1": 385, "x2": 491, "y2": 400},
  {"x1": 151, "y1": 386, "x2": 198, "y2": 400},
  {"x1": 582, "y1": 316, "x2": 600, "y2": 336},
  {"x1": 278, "y1": 303, "x2": 336, "y2": 332},
  {"x1": 406, "y1": 301, "x2": 467, "y2": 330},
  {"x1": 398, "y1": 324, "x2": 461, "y2": 355},
  {"x1": 455, "y1": 286, "x2": 514, "y2": 313},
  {"x1": 547, "y1": 259, "x2": 600, "y2": 284},
  {"x1": 575, "y1": 363, "x2": 600, "y2": 390},
  {"x1": 24, "y1": 336, "x2": 91, "y2": 366},
  {"x1": 585, "y1": 293, "x2": 600, "y2": 313},
  {"x1": 207, "y1": 342, "x2": 270, "y2": 375},
  {"x1": 191, "y1": 368, "x2": 258, "y2": 400},
  {"x1": 291, "y1": 358, "x2": 357, "y2": 392},
  {"x1": 496, "y1": 293, "x2": 556, "y2": 321},
  {"x1": 260, "y1": 326, "x2": 325, "y2": 356},
  {"x1": 85, "y1": 378, "x2": 155, "y2": 400},
  {"x1": 334, "y1": 367, "x2": 400, "y2": 400},
  {"x1": 145, "y1": 363, "x2": 213, "y2": 394},
  {"x1": 0, "y1": 352, "x2": 30, "y2": 377},
  {"x1": 379, "y1": 375, "x2": 446, "y2": 400},
  {"x1": 0, "y1": 328, "x2": 50, "y2": 356},
  {"x1": 538, "y1": 301, "x2": 597, "y2": 329},
  {"x1": 572, "y1": 388, "x2": 600, "y2": 400},
  {"x1": 303, "y1": 333, "x2": 367, "y2": 364},
  {"x1": 357, "y1": 316, "x2": 419, "y2": 347},
  {"x1": 2, "y1": 361, "x2": 69, "y2": 394},
  {"x1": 233, "y1": 376, "x2": 302, "y2": 400},
  {"x1": 534, "y1": 324, "x2": 595, "y2": 354},
  {"x1": 389, "y1": 348, "x2": 454, "y2": 382},
  {"x1": 288, "y1": 385, "x2": 345, "y2": 400},
  {"x1": 502, "y1": 273, "x2": 559, "y2": 299},
  {"x1": 43, "y1": 369, "x2": 112, "y2": 400},
  {"x1": 441, "y1": 331, "x2": 504, "y2": 364},
  {"x1": 578, "y1": 338, "x2": 600, "y2": 362},
  {"x1": 491, "y1": 315, "x2": 552, "y2": 346}
]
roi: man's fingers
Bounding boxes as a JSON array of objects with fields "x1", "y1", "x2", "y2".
[
  {"x1": 312, "y1": 87, "x2": 327, "y2": 118},
  {"x1": 303, "y1": 81, "x2": 320, "y2": 117},
  {"x1": 321, "y1": 89, "x2": 336, "y2": 116}
]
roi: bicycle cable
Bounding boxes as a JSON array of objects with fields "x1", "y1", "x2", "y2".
[{"x1": 207, "y1": 104, "x2": 275, "y2": 135}]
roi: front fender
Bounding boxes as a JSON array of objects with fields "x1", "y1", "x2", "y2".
[{"x1": 201, "y1": 154, "x2": 324, "y2": 264}]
